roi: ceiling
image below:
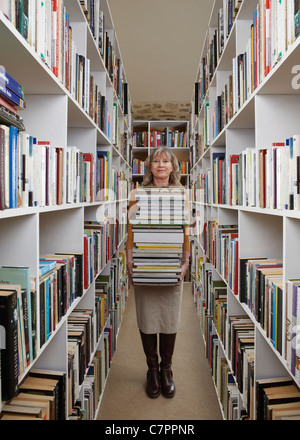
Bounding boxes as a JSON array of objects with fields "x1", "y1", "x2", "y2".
[{"x1": 108, "y1": 0, "x2": 214, "y2": 104}]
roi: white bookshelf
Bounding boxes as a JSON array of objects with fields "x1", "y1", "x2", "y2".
[
  {"x1": 190, "y1": 0, "x2": 300, "y2": 420},
  {"x1": 132, "y1": 120, "x2": 190, "y2": 188},
  {"x1": 0, "y1": 0, "x2": 131, "y2": 419}
]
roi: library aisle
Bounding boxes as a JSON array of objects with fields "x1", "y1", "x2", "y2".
[{"x1": 98, "y1": 283, "x2": 222, "y2": 420}]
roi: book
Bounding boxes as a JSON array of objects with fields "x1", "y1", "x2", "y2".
[
  {"x1": 257, "y1": 382, "x2": 300, "y2": 420},
  {"x1": 0, "y1": 66, "x2": 24, "y2": 100},
  {"x1": 0, "y1": 287, "x2": 19, "y2": 400},
  {"x1": 0, "y1": 282, "x2": 30, "y2": 377},
  {"x1": 28, "y1": 368, "x2": 66, "y2": 420},
  {"x1": 7, "y1": 396, "x2": 50, "y2": 419},
  {"x1": 0, "y1": 403, "x2": 45, "y2": 419},
  {"x1": 0, "y1": 82, "x2": 26, "y2": 110},
  {"x1": 0, "y1": 266, "x2": 33, "y2": 363},
  {"x1": 18, "y1": 375, "x2": 61, "y2": 420},
  {"x1": 286, "y1": 278, "x2": 300, "y2": 381}
]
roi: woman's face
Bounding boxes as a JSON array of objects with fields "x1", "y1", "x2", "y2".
[{"x1": 150, "y1": 153, "x2": 173, "y2": 181}]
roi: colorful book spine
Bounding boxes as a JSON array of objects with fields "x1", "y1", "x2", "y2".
[{"x1": 0, "y1": 66, "x2": 24, "y2": 99}]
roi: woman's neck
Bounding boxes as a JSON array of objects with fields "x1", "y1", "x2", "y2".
[{"x1": 152, "y1": 177, "x2": 170, "y2": 187}]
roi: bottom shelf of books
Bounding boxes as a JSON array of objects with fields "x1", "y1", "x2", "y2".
[
  {"x1": 0, "y1": 242, "x2": 128, "y2": 420},
  {"x1": 191, "y1": 237, "x2": 300, "y2": 421}
]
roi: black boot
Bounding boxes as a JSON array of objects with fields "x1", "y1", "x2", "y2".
[
  {"x1": 140, "y1": 331, "x2": 161, "y2": 398},
  {"x1": 159, "y1": 333, "x2": 176, "y2": 398}
]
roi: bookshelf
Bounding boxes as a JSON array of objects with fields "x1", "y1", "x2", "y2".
[
  {"x1": 190, "y1": 0, "x2": 300, "y2": 420},
  {"x1": 132, "y1": 120, "x2": 190, "y2": 189},
  {"x1": 0, "y1": 0, "x2": 131, "y2": 420}
]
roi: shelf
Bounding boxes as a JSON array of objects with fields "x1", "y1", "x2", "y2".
[
  {"x1": 0, "y1": 0, "x2": 131, "y2": 420},
  {"x1": 190, "y1": 0, "x2": 300, "y2": 421}
]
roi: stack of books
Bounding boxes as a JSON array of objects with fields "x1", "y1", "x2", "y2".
[
  {"x1": 129, "y1": 187, "x2": 189, "y2": 286},
  {"x1": 0, "y1": 66, "x2": 26, "y2": 130}
]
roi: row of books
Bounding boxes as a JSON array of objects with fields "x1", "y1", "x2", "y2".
[
  {"x1": 239, "y1": 256, "x2": 300, "y2": 383},
  {"x1": 0, "y1": 309, "x2": 118, "y2": 420},
  {"x1": 179, "y1": 160, "x2": 189, "y2": 175},
  {"x1": 207, "y1": 311, "x2": 255, "y2": 419},
  {"x1": 195, "y1": 0, "x2": 242, "y2": 112},
  {"x1": 258, "y1": 136, "x2": 300, "y2": 210},
  {"x1": 70, "y1": 342, "x2": 108, "y2": 420},
  {"x1": 96, "y1": 255, "x2": 127, "y2": 334},
  {"x1": 133, "y1": 128, "x2": 188, "y2": 149},
  {"x1": 84, "y1": 219, "x2": 113, "y2": 290},
  {"x1": 130, "y1": 187, "x2": 188, "y2": 286},
  {"x1": 0, "y1": 266, "x2": 36, "y2": 401},
  {"x1": 115, "y1": 131, "x2": 132, "y2": 167},
  {"x1": 96, "y1": 149, "x2": 109, "y2": 202},
  {"x1": 0, "y1": 65, "x2": 25, "y2": 112},
  {"x1": 212, "y1": 75, "x2": 233, "y2": 141},
  {"x1": 0, "y1": 368, "x2": 66, "y2": 420},
  {"x1": 189, "y1": 132, "x2": 203, "y2": 170},
  {"x1": 202, "y1": 220, "x2": 296, "y2": 374},
  {"x1": 81, "y1": 0, "x2": 128, "y2": 113},
  {"x1": 226, "y1": 314, "x2": 255, "y2": 412},
  {"x1": 68, "y1": 256, "x2": 127, "y2": 419},
  {"x1": 203, "y1": 102, "x2": 210, "y2": 148},
  {"x1": 68, "y1": 249, "x2": 126, "y2": 420},
  {"x1": 256, "y1": 376, "x2": 300, "y2": 420},
  {"x1": 132, "y1": 158, "x2": 145, "y2": 175},
  {"x1": 133, "y1": 130, "x2": 147, "y2": 148},
  {"x1": 195, "y1": 257, "x2": 255, "y2": 419},
  {"x1": 0, "y1": 127, "x2": 96, "y2": 210},
  {"x1": 70, "y1": 52, "x2": 111, "y2": 137},
  {"x1": 191, "y1": 169, "x2": 211, "y2": 205},
  {"x1": 0, "y1": 306, "x2": 118, "y2": 419},
  {"x1": 197, "y1": 0, "x2": 300, "y2": 142},
  {"x1": 0, "y1": 1, "x2": 128, "y2": 133},
  {"x1": 0, "y1": 123, "x2": 129, "y2": 210},
  {"x1": 67, "y1": 308, "x2": 95, "y2": 415},
  {"x1": 80, "y1": 1, "x2": 126, "y2": 106},
  {"x1": 71, "y1": 251, "x2": 128, "y2": 419},
  {"x1": 192, "y1": 238, "x2": 300, "y2": 419},
  {"x1": 69, "y1": 350, "x2": 103, "y2": 420},
  {"x1": 202, "y1": 219, "x2": 239, "y2": 295},
  {"x1": 150, "y1": 130, "x2": 188, "y2": 149},
  {"x1": 111, "y1": 167, "x2": 128, "y2": 200},
  {"x1": 205, "y1": 317, "x2": 244, "y2": 420},
  {"x1": 207, "y1": 134, "x2": 300, "y2": 211},
  {"x1": 39, "y1": 252, "x2": 83, "y2": 347},
  {"x1": 0, "y1": 222, "x2": 123, "y2": 404}
]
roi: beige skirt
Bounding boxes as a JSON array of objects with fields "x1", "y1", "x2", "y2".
[{"x1": 134, "y1": 282, "x2": 184, "y2": 334}]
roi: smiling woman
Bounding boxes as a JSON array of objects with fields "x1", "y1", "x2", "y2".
[
  {"x1": 142, "y1": 146, "x2": 182, "y2": 187},
  {"x1": 125, "y1": 146, "x2": 190, "y2": 400}
]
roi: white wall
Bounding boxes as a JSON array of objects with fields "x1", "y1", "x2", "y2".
[{"x1": 108, "y1": 0, "x2": 213, "y2": 103}]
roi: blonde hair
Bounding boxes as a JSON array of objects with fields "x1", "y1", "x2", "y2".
[{"x1": 143, "y1": 146, "x2": 182, "y2": 187}]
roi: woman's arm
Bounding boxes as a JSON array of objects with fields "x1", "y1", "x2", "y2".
[
  {"x1": 125, "y1": 188, "x2": 137, "y2": 286},
  {"x1": 177, "y1": 249, "x2": 190, "y2": 285},
  {"x1": 126, "y1": 247, "x2": 134, "y2": 286}
]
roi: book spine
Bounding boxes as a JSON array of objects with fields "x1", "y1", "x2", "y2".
[
  {"x1": 0, "y1": 126, "x2": 5, "y2": 210},
  {"x1": 9, "y1": 125, "x2": 18, "y2": 208},
  {"x1": 0, "y1": 67, "x2": 24, "y2": 99},
  {"x1": 0, "y1": 82, "x2": 26, "y2": 109},
  {"x1": 0, "y1": 291, "x2": 19, "y2": 400}
]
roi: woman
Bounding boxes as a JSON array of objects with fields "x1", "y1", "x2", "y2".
[{"x1": 126, "y1": 146, "x2": 190, "y2": 399}]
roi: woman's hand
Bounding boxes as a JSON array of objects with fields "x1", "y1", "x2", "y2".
[
  {"x1": 127, "y1": 261, "x2": 134, "y2": 286},
  {"x1": 177, "y1": 260, "x2": 189, "y2": 285}
]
